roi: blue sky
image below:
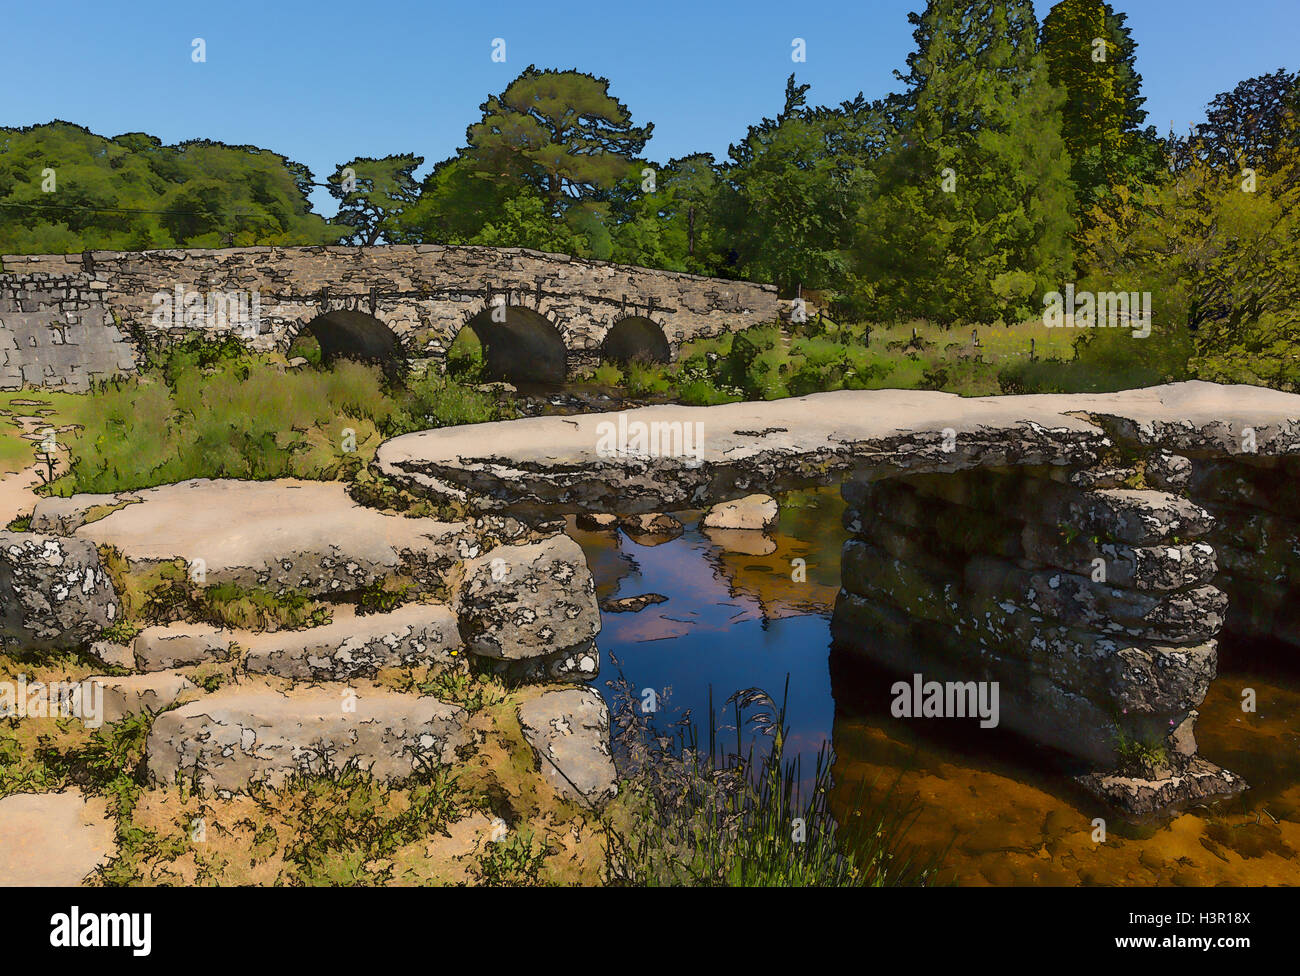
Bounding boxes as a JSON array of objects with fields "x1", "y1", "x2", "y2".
[{"x1": 4, "y1": 0, "x2": 1297, "y2": 214}]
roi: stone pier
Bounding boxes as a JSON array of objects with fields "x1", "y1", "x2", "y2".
[{"x1": 830, "y1": 467, "x2": 1243, "y2": 815}]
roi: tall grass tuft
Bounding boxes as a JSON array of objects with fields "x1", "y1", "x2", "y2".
[{"x1": 603, "y1": 664, "x2": 941, "y2": 887}]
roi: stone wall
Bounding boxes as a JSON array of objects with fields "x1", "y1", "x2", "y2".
[
  {"x1": 830, "y1": 466, "x2": 1245, "y2": 815},
  {"x1": 2, "y1": 245, "x2": 780, "y2": 382},
  {"x1": 0, "y1": 273, "x2": 135, "y2": 391}
]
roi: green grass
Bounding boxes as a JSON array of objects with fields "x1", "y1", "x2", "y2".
[
  {"x1": 472, "y1": 829, "x2": 550, "y2": 886},
  {"x1": 29, "y1": 336, "x2": 511, "y2": 497},
  {"x1": 649, "y1": 316, "x2": 1084, "y2": 404},
  {"x1": 0, "y1": 388, "x2": 87, "y2": 475}
]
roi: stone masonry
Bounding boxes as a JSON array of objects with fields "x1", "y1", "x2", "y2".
[
  {"x1": 0, "y1": 273, "x2": 135, "y2": 390},
  {"x1": 0, "y1": 245, "x2": 780, "y2": 388}
]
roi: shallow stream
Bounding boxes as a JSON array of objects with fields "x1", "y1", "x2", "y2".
[{"x1": 571, "y1": 488, "x2": 1300, "y2": 885}]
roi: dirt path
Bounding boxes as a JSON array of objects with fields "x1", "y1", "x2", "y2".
[{"x1": 0, "y1": 462, "x2": 43, "y2": 526}]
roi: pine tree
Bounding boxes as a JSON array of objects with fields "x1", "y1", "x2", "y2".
[
  {"x1": 859, "y1": 0, "x2": 1076, "y2": 325},
  {"x1": 1041, "y1": 0, "x2": 1160, "y2": 211}
]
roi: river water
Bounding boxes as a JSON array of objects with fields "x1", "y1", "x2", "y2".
[{"x1": 571, "y1": 487, "x2": 1300, "y2": 885}]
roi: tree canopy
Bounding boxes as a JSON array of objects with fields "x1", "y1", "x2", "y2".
[{"x1": 0, "y1": 121, "x2": 340, "y2": 253}]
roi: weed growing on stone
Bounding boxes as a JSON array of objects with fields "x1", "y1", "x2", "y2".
[
  {"x1": 277, "y1": 764, "x2": 464, "y2": 886},
  {"x1": 1113, "y1": 732, "x2": 1172, "y2": 776},
  {"x1": 355, "y1": 578, "x2": 411, "y2": 616}
]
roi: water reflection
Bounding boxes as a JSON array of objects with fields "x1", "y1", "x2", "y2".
[{"x1": 570, "y1": 488, "x2": 1300, "y2": 885}]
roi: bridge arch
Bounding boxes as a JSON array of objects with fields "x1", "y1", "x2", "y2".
[
  {"x1": 601, "y1": 315, "x2": 670, "y2": 366},
  {"x1": 292, "y1": 309, "x2": 404, "y2": 370},
  {"x1": 456, "y1": 305, "x2": 568, "y2": 385}
]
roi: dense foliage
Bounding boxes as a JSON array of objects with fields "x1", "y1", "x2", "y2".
[{"x1": 2, "y1": 2, "x2": 1297, "y2": 389}]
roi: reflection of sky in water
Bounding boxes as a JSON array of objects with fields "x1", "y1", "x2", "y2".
[{"x1": 578, "y1": 518, "x2": 836, "y2": 769}]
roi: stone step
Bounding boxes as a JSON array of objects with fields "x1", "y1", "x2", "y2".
[
  {"x1": 53, "y1": 478, "x2": 470, "y2": 595},
  {"x1": 243, "y1": 602, "x2": 461, "y2": 680},
  {"x1": 134, "y1": 622, "x2": 231, "y2": 672},
  {"x1": 65, "y1": 671, "x2": 197, "y2": 724},
  {"x1": 146, "y1": 683, "x2": 470, "y2": 795}
]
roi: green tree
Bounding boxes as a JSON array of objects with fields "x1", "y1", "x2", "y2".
[
  {"x1": 857, "y1": 0, "x2": 1077, "y2": 325},
  {"x1": 0, "y1": 122, "x2": 341, "y2": 254},
  {"x1": 606, "y1": 153, "x2": 727, "y2": 273},
  {"x1": 1183, "y1": 68, "x2": 1299, "y2": 172},
  {"x1": 721, "y1": 77, "x2": 889, "y2": 296},
  {"x1": 464, "y1": 66, "x2": 652, "y2": 215},
  {"x1": 466, "y1": 191, "x2": 590, "y2": 254},
  {"x1": 392, "y1": 155, "x2": 516, "y2": 245},
  {"x1": 1040, "y1": 0, "x2": 1162, "y2": 212},
  {"x1": 1081, "y1": 115, "x2": 1300, "y2": 389},
  {"x1": 327, "y1": 154, "x2": 423, "y2": 245}
]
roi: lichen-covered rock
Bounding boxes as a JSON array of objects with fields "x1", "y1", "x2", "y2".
[
  {"x1": 1144, "y1": 450, "x2": 1192, "y2": 491},
  {"x1": 146, "y1": 684, "x2": 470, "y2": 794},
  {"x1": 454, "y1": 534, "x2": 600, "y2": 663},
  {"x1": 244, "y1": 603, "x2": 462, "y2": 680},
  {"x1": 1019, "y1": 523, "x2": 1217, "y2": 592},
  {"x1": 1058, "y1": 489, "x2": 1215, "y2": 545},
  {"x1": 0, "y1": 531, "x2": 120, "y2": 651},
  {"x1": 517, "y1": 688, "x2": 618, "y2": 807},
  {"x1": 481, "y1": 640, "x2": 601, "y2": 684},
  {"x1": 618, "y1": 512, "x2": 683, "y2": 539},
  {"x1": 133, "y1": 622, "x2": 230, "y2": 672},
  {"x1": 702, "y1": 493, "x2": 779, "y2": 531},
  {"x1": 1075, "y1": 757, "x2": 1246, "y2": 816}
]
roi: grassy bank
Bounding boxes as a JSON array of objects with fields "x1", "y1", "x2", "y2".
[
  {"x1": 0, "y1": 315, "x2": 1188, "y2": 502},
  {"x1": 11, "y1": 337, "x2": 513, "y2": 498},
  {"x1": 568, "y1": 315, "x2": 1185, "y2": 405}
]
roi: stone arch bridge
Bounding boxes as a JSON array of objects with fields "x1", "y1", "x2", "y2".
[{"x1": 0, "y1": 244, "x2": 779, "y2": 389}]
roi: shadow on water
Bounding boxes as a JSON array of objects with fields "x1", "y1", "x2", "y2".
[{"x1": 571, "y1": 487, "x2": 1300, "y2": 885}]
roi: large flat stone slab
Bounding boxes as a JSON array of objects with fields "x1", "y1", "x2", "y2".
[
  {"x1": 243, "y1": 602, "x2": 462, "y2": 680},
  {"x1": 0, "y1": 792, "x2": 115, "y2": 886},
  {"x1": 51, "y1": 479, "x2": 469, "y2": 594},
  {"x1": 374, "y1": 382, "x2": 1300, "y2": 515},
  {"x1": 147, "y1": 683, "x2": 470, "y2": 794}
]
